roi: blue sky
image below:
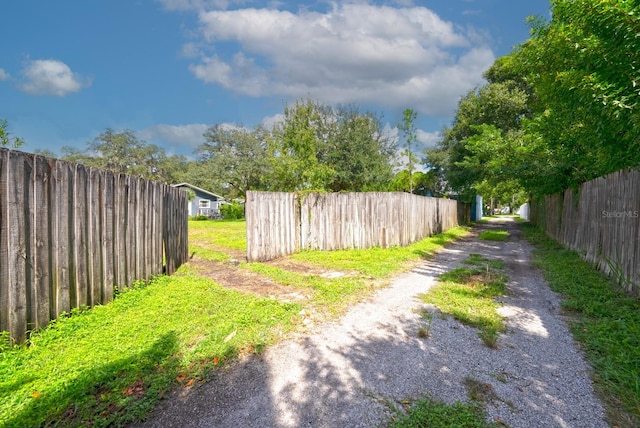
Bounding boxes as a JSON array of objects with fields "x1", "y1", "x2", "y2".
[{"x1": 0, "y1": 0, "x2": 551, "y2": 158}]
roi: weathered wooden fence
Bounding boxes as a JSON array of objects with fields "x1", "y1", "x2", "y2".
[
  {"x1": 0, "y1": 148, "x2": 189, "y2": 343},
  {"x1": 530, "y1": 168, "x2": 640, "y2": 293},
  {"x1": 246, "y1": 191, "x2": 464, "y2": 262}
]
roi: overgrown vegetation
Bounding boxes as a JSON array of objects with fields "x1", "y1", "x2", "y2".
[
  {"x1": 0, "y1": 118, "x2": 24, "y2": 148},
  {"x1": 291, "y1": 227, "x2": 470, "y2": 278},
  {"x1": 220, "y1": 201, "x2": 245, "y2": 220},
  {"x1": 521, "y1": 223, "x2": 640, "y2": 426},
  {"x1": 421, "y1": 254, "x2": 507, "y2": 348},
  {"x1": 0, "y1": 274, "x2": 301, "y2": 427},
  {"x1": 426, "y1": 0, "x2": 640, "y2": 201},
  {"x1": 478, "y1": 230, "x2": 510, "y2": 242},
  {"x1": 249, "y1": 226, "x2": 469, "y2": 316},
  {"x1": 0, "y1": 221, "x2": 469, "y2": 426},
  {"x1": 388, "y1": 397, "x2": 494, "y2": 428}
]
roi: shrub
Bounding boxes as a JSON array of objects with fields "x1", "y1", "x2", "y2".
[
  {"x1": 220, "y1": 202, "x2": 244, "y2": 220},
  {"x1": 190, "y1": 214, "x2": 209, "y2": 221}
]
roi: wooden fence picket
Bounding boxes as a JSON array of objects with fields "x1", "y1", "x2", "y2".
[
  {"x1": 246, "y1": 191, "x2": 464, "y2": 262},
  {"x1": 530, "y1": 168, "x2": 640, "y2": 294},
  {"x1": 0, "y1": 148, "x2": 188, "y2": 344}
]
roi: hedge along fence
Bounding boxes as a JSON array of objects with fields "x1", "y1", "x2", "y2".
[
  {"x1": 0, "y1": 148, "x2": 189, "y2": 344},
  {"x1": 246, "y1": 191, "x2": 464, "y2": 262},
  {"x1": 530, "y1": 168, "x2": 640, "y2": 294}
]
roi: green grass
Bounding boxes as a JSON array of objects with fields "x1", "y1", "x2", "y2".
[
  {"x1": 478, "y1": 230, "x2": 510, "y2": 241},
  {"x1": 291, "y1": 226, "x2": 470, "y2": 278},
  {"x1": 521, "y1": 223, "x2": 640, "y2": 426},
  {"x1": 0, "y1": 222, "x2": 471, "y2": 426},
  {"x1": 249, "y1": 227, "x2": 470, "y2": 315},
  {"x1": 188, "y1": 219, "x2": 246, "y2": 260},
  {"x1": 421, "y1": 255, "x2": 507, "y2": 348},
  {"x1": 388, "y1": 397, "x2": 495, "y2": 428},
  {"x1": 0, "y1": 272, "x2": 300, "y2": 427},
  {"x1": 246, "y1": 264, "x2": 369, "y2": 312},
  {"x1": 464, "y1": 253, "x2": 505, "y2": 270}
]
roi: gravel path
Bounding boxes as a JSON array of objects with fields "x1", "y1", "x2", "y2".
[{"x1": 136, "y1": 218, "x2": 607, "y2": 428}]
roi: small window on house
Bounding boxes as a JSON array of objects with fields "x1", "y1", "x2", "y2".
[{"x1": 199, "y1": 199, "x2": 211, "y2": 209}]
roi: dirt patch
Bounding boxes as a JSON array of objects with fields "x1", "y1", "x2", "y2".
[
  {"x1": 190, "y1": 244, "x2": 246, "y2": 261},
  {"x1": 263, "y1": 258, "x2": 358, "y2": 279},
  {"x1": 140, "y1": 218, "x2": 608, "y2": 428},
  {"x1": 188, "y1": 256, "x2": 312, "y2": 303}
]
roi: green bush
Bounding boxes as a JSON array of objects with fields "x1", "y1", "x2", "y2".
[
  {"x1": 220, "y1": 202, "x2": 245, "y2": 220},
  {"x1": 190, "y1": 214, "x2": 209, "y2": 221}
]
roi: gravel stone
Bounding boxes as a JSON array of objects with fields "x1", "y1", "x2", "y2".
[{"x1": 135, "y1": 218, "x2": 607, "y2": 428}]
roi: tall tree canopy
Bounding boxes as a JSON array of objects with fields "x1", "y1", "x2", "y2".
[
  {"x1": 429, "y1": 0, "x2": 640, "y2": 199},
  {"x1": 425, "y1": 62, "x2": 533, "y2": 202},
  {"x1": 196, "y1": 124, "x2": 270, "y2": 198},
  {"x1": 267, "y1": 99, "x2": 396, "y2": 192},
  {"x1": 511, "y1": 0, "x2": 640, "y2": 193},
  {"x1": 61, "y1": 129, "x2": 186, "y2": 184}
]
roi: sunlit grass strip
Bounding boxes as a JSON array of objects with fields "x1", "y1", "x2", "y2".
[
  {"x1": 521, "y1": 223, "x2": 640, "y2": 426},
  {"x1": 188, "y1": 219, "x2": 247, "y2": 251},
  {"x1": 246, "y1": 264, "x2": 370, "y2": 313},
  {"x1": 291, "y1": 226, "x2": 470, "y2": 278},
  {"x1": 478, "y1": 230, "x2": 510, "y2": 241},
  {"x1": 189, "y1": 247, "x2": 231, "y2": 262},
  {"x1": 0, "y1": 271, "x2": 300, "y2": 427},
  {"x1": 388, "y1": 398, "x2": 493, "y2": 428},
  {"x1": 421, "y1": 255, "x2": 507, "y2": 348}
]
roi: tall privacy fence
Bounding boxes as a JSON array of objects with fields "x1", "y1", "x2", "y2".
[
  {"x1": 246, "y1": 191, "x2": 466, "y2": 262},
  {"x1": 0, "y1": 148, "x2": 189, "y2": 343},
  {"x1": 530, "y1": 168, "x2": 640, "y2": 294}
]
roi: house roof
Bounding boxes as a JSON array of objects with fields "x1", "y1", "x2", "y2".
[{"x1": 171, "y1": 183, "x2": 225, "y2": 200}]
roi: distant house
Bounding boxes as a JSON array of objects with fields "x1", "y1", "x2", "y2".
[{"x1": 172, "y1": 183, "x2": 226, "y2": 218}]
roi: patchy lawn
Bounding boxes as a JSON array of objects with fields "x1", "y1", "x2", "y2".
[{"x1": 0, "y1": 220, "x2": 469, "y2": 426}]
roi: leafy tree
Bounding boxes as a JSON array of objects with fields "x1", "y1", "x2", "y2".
[
  {"x1": 197, "y1": 124, "x2": 270, "y2": 198},
  {"x1": 398, "y1": 109, "x2": 418, "y2": 193},
  {"x1": 171, "y1": 160, "x2": 224, "y2": 196},
  {"x1": 0, "y1": 119, "x2": 24, "y2": 149},
  {"x1": 389, "y1": 170, "x2": 441, "y2": 196},
  {"x1": 220, "y1": 201, "x2": 245, "y2": 220},
  {"x1": 61, "y1": 129, "x2": 185, "y2": 183},
  {"x1": 324, "y1": 105, "x2": 396, "y2": 192},
  {"x1": 266, "y1": 99, "x2": 396, "y2": 192},
  {"x1": 266, "y1": 99, "x2": 336, "y2": 191},
  {"x1": 427, "y1": 74, "x2": 532, "y2": 201},
  {"x1": 508, "y1": 0, "x2": 640, "y2": 193}
]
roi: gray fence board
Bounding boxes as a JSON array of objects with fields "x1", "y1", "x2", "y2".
[
  {"x1": 247, "y1": 191, "x2": 463, "y2": 262},
  {"x1": 0, "y1": 150, "x2": 8, "y2": 335},
  {"x1": 530, "y1": 168, "x2": 640, "y2": 293},
  {"x1": 0, "y1": 148, "x2": 188, "y2": 343}
]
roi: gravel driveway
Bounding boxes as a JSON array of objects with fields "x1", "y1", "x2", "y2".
[{"x1": 136, "y1": 218, "x2": 607, "y2": 428}]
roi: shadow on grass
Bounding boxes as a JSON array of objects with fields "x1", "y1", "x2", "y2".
[
  {"x1": 6, "y1": 332, "x2": 180, "y2": 427},
  {"x1": 135, "y1": 297, "x2": 606, "y2": 427}
]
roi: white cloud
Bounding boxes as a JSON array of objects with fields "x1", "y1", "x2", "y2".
[
  {"x1": 20, "y1": 59, "x2": 90, "y2": 96},
  {"x1": 180, "y1": 42, "x2": 203, "y2": 58},
  {"x1": 184, "y1": 3, "x2": 494, "y2": 117},
  {"x1": 156, "y1": 0, "x2": 245, "y2": 11},
  {"x1": 261, "y1": 113, "x2": 285, "y2": 130},
  {"x1": 138, "y1": 123, "x2": 209, "y2": 148},
  {"x1": 416, "y1": 129, "x2": 441, "y2": 149},
  {"x1": 0, "y1": 68, "x2": 9, "y2": 80}
]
